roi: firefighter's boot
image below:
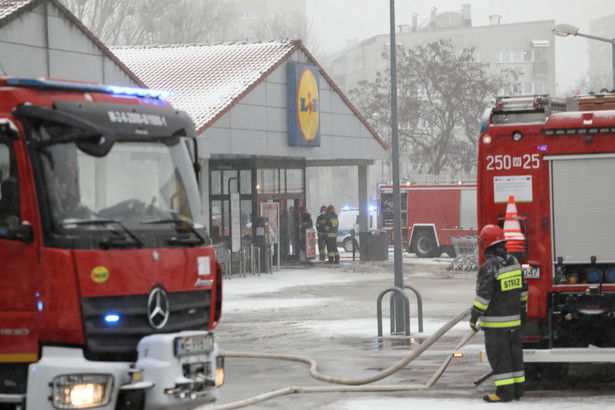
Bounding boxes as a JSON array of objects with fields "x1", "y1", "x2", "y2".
[
  {"x1": 483, "y1": 394, "x2": 510, "y2": 403},
  {"x1": 328, "y1": 257, "x2": 334, "y2": 264},
  {"x1": 334, "y1": 255, "x2": 340, "y2": 264}
]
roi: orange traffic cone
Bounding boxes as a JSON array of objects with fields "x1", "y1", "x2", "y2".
[{"x1": 503, "y1": 195, "x2": 525, "y2": 253}]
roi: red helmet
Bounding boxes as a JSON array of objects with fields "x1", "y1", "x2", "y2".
[
  {"x1": 320, "y1": 205, "x2": 327, "y2": 212},
  {"x1": 299, "y1": 206, "x2": 307, "y2": 213},
  {"x1": 479, "y1": 224, "x2": 507, "y2": 250},
  {"x1": 327, "y1": 205, "x2": 335, "y2": 212}
]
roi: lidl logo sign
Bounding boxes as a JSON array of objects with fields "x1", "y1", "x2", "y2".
[{"x1": 287, "y1": 63, "x2": 320, "y2": 146}]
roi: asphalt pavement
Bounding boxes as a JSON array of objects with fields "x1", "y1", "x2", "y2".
[{"x1": 200, "y1": 252, "x2": 615, "y2": 409}]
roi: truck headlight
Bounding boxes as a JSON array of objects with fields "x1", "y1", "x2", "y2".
[
  {"x1": 52, "y1": 374, "x2": 113, "y2": 409},
  {"x1": 215, "y1": 356, "x2": 225, "y2": 387}
]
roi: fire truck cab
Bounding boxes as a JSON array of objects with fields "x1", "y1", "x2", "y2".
[
  {"x1": 0, "y1": 78, "x2": 223, "y2": 410},
  {"x1": 478, "y1": 93, "x2": 615, "y2": 372}
]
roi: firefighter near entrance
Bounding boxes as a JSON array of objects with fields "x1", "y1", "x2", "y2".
[
  {"x1": 316, "y1": 205, "x2": 328, "y2": 261},
  {"x1": 470, "y1": 224, "x2": 528, "y2": 403},
  {"x1": 324, "y1": 205, "x2": 339, "y2": 264}
]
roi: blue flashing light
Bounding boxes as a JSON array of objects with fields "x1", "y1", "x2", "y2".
[
  {"x1": 368, "y1": 205, "x2": 377, "y2": 211},
  {"x1": 104, "y1": 314, "x2": 120, "y2": 324},
  {"x1": 6, "y1": 77, "x2": 174, "y2": 99},
  {"x1": 342, "y1": 205, "x2": 350, "y2": 210},
  {"x1": 104, "y1": 85, "x2": 175, "y2": 99},
  {"x1": 37, "y1": 301, "x2": 43, "y2": 312}
]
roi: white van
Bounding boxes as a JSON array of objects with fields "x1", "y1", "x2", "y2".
[{"x1": 336, "y1": 207, "x2": 378, "y2": 252}]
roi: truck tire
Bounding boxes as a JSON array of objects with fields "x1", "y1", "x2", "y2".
[
  {"x1": 413, "y1": 231, "x2": 437, "y2": 258},
  {"x1": 343, "y1": 237, "x2": 358, "y2": 252}
]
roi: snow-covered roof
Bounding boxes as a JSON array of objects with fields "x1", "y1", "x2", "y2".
[
  {"x1": 0, "y1": 0, "x2": 33, "y2": 21},
  {"x1": 112, "y1": 41, "x2": 297, "y2": 134},
  {"x1": 112, "y1": 40, "x2": 386, "y2": 150}
]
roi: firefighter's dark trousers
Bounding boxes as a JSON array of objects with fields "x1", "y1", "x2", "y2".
[
  {"x1": 484, "y1": 327, "x2": 525, "y2": 401},
  {"x1": 326, "y1": 236, "x2": 339, "y2": 263},
  {"x1": 318, "y1": 235, "x2": 327, "y2": 260}
]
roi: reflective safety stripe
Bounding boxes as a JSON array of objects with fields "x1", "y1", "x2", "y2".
[
  {"x1": 474, "y1": 299, "x2": 489, "y2": 310},
  {"x1": 494, "y1": 373, "x2": 525, "y2": 385},
  {"x1": 474, "y1": 295, "x2": 490, "y2": 311},
  {"x1": 497, "y1": 264, "x2": 522, "y2": 276},
  {"x1": 480, "y1": 314, "x2": 521, "y2": 328},
  {"x1": 480, "y1": 319, "x2": 521, "y2": 328},
  {"x1": 494, "y1": 377, "x2": 515, "y2": 386},
  {"x1": 496, "y1": 268, "x2": 522, "y2": 280}
]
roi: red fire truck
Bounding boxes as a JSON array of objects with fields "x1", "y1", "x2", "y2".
[
  {"x1": 378, "y1": 183, "x2": 477, "y2": 258},
  {"x1": 478, "y1": 94, "x2": 615, "y2": 374},
  {"x1": 0, "y1": 78, "x2": 223, "y2": 409}
]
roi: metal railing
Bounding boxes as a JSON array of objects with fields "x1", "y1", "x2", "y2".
[{"x1": 214, "y1": 243, "x2": 273, "y2": 279}]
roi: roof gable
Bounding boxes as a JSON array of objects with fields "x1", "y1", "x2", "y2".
[
  {"x1": 112, "y1": 40, "x2": 386, "y2": 149},
  {"x1": 113, "y1": 41, "x2": 298, "y2": 133},
  {"x1": 0, "y1": 0, "x2": 143, "y2": 85}
]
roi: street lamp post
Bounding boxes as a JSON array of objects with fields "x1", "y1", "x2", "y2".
[
  {"x1": 552, "y1": 23, "x2": 615, "y2": 90},
  {"x1": 389, "y1": 0, "x2": 406, "y2": 334}
]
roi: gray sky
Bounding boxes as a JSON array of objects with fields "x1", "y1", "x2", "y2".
[{"x1": 307, "y1": 0, "x2": 615, "y2": 94}]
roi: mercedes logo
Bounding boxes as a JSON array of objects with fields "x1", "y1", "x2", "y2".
[{"x1": 147, "y1": 287, "x2": 170, "y2": 330}]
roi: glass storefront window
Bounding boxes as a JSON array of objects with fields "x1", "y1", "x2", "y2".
[
  {"x1": 211, "y1": 170, "x2": 221, "y2": 195},
  {"x1": 258, "y1": 168, "x2": 278, "y2": 194},
  {"x1": 223, "y1": 170, "x2": 238, "y2": 194},
  {"x1": 287, "y1": 169, "x2": 303, "y2": 194},
  {"x1": 240, "y1": 169, "x2": 252, "y2": 194}
]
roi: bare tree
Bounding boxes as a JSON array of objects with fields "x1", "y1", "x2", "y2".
[
  {"x1": 61, "y1": 0, "x2": 235, "y2": 46},
  {"x1": 349, "y1": 39, "x2": 522, "y2": 179}
]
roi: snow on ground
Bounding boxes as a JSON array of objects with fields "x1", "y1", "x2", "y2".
[
  {"x1": 329, "y1": 396, "x2": 608, "y2": 409},
  {"x1": 215, "y1": 260, "x2": 615, "y2": 409}
]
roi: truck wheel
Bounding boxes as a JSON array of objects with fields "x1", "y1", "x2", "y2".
[
  {"x1": 343, "y1": 237, "x2": 358, "y2": 252},
  {"x1": 414, "y1": 232, "x2": 437, "y2": 258}
]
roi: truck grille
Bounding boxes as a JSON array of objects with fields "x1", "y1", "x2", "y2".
[{"x1": 81, "y1": 290, "x2": 211, "y2": 361}]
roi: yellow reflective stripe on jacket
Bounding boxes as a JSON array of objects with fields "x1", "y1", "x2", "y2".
[
  {"x1": 496, "y1": 268, "x2": 522, "y2": 280},
  {"x1": 480, "y1": 319, "x2": 521, "y2": 328},
  {"x1": 480, "y1": 314, "x2": 521, "y2": 328},
  {"x1": 473, "y1": 295, "x2": 490, "y2": 311},
  {"x1": 473, "y1": 300, "x2": 489, "y2": 310}
]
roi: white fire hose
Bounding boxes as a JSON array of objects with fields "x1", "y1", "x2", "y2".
[{"x1": 207, "y1": 308, "x2": 475, "y2": 410}]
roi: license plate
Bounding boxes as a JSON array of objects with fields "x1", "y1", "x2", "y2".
[
  {"x1": 175, "y1": 333, "x2": 214, "y2": 357},
  {"x1": 523, "y1": 266, "x2": 540, "y2": 279}
]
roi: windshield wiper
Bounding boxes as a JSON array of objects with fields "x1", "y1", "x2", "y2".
[
  {"x1": 141, "y1": 218, "x2": 206, "y2": 246},
  {"x1": 62, "y1": 218, "x2": 144, "y2": 248}
]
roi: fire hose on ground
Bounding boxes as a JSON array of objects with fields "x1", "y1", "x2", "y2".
[{"x1": 207, "y1": 308, "x2": 481, "y2": 410}]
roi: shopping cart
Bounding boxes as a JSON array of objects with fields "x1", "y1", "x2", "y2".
[{"x1": 447, "y1": 234, "x2": 479, "y2": 271}]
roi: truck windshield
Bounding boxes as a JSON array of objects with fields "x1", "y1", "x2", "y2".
[{"x1": 31, "y1": 121, "x2": 207, "y2": 248}]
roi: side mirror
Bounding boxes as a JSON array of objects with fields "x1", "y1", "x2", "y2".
[
  {"x1": 14, "y1": 222, "x2": 33, "y2": 242},
  {"x1": 1, "y1": 221, "x2": 34, "y2": 242}
]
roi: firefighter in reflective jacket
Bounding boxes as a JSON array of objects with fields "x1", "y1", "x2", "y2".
[
  {"x1": 470, "y1": 224, "x2": 528, "y2": 403},
  {"x1": 316, "y1": 205, "x2": 328, "y2": 261},
  {"x1": 324, "y1": 205, "x2": 339, "y2": 264}
]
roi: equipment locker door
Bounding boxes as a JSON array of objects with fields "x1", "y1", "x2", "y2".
[{"x1": 548, "y1": 154, "x2": 615, "y2": 264}]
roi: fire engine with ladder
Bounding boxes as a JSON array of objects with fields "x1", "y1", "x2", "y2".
[
  {"x1": 478, "y1": 93, "x2": 615, "y2": 376},
  {"x1": 0, "y1": 78, "x2": 224, "y2": 410}
]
